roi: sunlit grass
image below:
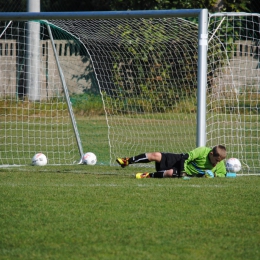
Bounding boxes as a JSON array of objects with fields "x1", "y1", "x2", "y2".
[{"x1": 0, "y1": 167, "x2": 260, "y2": 260}]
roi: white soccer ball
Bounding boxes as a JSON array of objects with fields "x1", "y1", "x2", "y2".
[
  {"x1": 226, "y1": 158, "x2": 241, "y2": 173},
  {"x1": 82, "y1": 152, "x2": 97, "y2": 165},
  {"x1": 32, "y1": 153, "x2": 47, "y2": 166}
]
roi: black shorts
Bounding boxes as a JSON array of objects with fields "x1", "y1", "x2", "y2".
[{"x1": 155, "y1": 153, "x2": 188, "y2": 172}]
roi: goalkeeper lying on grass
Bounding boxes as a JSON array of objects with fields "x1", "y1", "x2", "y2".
[{"x1": 116, "y1": 145, "x2": 227, "y2": 179}]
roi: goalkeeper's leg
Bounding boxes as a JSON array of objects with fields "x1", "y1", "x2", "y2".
[
  {"x1": 116, "y1": 152, "x2": 161, "y2": 168},
  {"x1": 136, "y1": 168, "x2": 179, "y2": 178},
  {"x1": 151, "y1": 168, "x2": 179, "y2": 178}
]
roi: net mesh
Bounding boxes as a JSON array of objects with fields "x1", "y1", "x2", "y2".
[
  {"x1": 207, "y1": 13, "x2": 260, "y2": 173},
  {"x1": 0, "y1": 21, "x2": 85, "y2": 165},
  {"x1": 1, "y1": 13, "x2": 260, "y2": 173},
  {"x1": 51, "y1": 18, "x2": 199, "y2": 166}
]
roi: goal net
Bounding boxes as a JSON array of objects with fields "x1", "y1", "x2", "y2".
[
  {"x1": 207, "y1": 13, "x2": 260, "y2": 174},
  {"x1": 0, "y1": 20, "x2": 86, "y2": 165},
  {"x1": 51, "y1": 17, "x2": 202, "y2": 167},
  {"x1": 0, "y1": 11, "x2": 202, "y2": 166},
  {"x1": 1, "y1": 11, "x2": 259, "y2": 173}
]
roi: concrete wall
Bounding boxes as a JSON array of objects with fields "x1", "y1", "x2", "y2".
[
  {"x1": 212, "y1": 40, "x2": 260, "y2": 96},
  {"x1": 0, "y1": 39, "x2": 94, "y2": 99},
  {"x1": 0, "y1": 40, "x2": 17, "y2": 96},
  {"x1": 1, "y1": 39, "x2": 259, "y2": 100},
  {"x1": 229, "y1": 40, "x2": 260, "y2": 89}
]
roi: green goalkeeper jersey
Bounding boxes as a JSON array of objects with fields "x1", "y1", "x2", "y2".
[{"x1": 184, "y1": 146, "x2": 226, "y2": 177}]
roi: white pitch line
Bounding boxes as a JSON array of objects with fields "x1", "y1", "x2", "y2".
[{"x1": 0, "y1": 182, "x2": 228, "y2": 188}]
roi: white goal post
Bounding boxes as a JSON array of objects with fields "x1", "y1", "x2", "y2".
[
  {"x1": 0, "y1": 10, "x2": 259, "y2": 174},
  {"x1": 0, "y1": 9, "x2": 208, "y2": 166}
]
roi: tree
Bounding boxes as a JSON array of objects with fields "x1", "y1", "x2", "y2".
[
  {"x1": 0, "y1": 0, "x2": 259, "y2": 13},
  {"x1": 109, "y1": 0, "x2": 254, "y2": 13},
  {"x1": 0, "y1": 0, "x2": 26, "y2": 12}
]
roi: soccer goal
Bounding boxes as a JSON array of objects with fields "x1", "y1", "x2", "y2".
[
  {"x1": 0, "y1": 9, "x2": 208, "y2": 166},
  {"x1": 0, "y1": 10, "x2": 259, "y2": 174}
]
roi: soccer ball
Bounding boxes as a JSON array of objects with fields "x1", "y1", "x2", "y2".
[
  {"x1": 226, "y1": 158, "x2": 241, "y2": 173},
  {"x1": 82, "y1": 152, "x2": 97, "y2": 165},
  {"x1": 32, "y1": 153, "x2": 47, "y2": 166}
]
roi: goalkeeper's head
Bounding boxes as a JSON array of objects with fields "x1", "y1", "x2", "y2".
[{"x1": 209, "y1": 145, "x2": 227, "y2": 167}]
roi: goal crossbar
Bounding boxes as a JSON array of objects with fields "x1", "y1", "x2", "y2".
[{"x1": 0, "y1": 10, "x2": 202, "y2": 21}]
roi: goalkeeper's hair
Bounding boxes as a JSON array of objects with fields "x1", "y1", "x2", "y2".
[{"x1": 212, "y1": 145, "x2": 227, "y2": 159}]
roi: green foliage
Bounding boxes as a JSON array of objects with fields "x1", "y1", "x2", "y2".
[
  {"x1": 108, "y1": 19, "x2": 198, "y2": 114},
  {"x1": 70, "y1": 93, "x2": 104, "y2": 116},
  {"x1": 0, "y1": 98, "x2": 68, "y2": 118},
  {"x1": 0, "y1": 0, "x2": 260, "y2": 13},
  {"x1": 110, "y1": 0, "x2": 258, "y2": 13},
  {"x1": 103, "y1": 91, "x2": 197, "y2": 114},
  {"x1": 222, "y1": 0, "x2": 251, "y2": 12},
  {"x1": 208, "y1": 15, "x2": 259, "y2": 51},
  {"x1": 222, "y1": 89, "x2": 260, "y2": 115}
]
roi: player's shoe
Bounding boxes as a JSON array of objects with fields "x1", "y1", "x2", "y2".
[
  {"x1": 136, "y1": 172, "x2": 150, "y2": 179},
  {"x1": 116, "y1": 157, "x2": 129, "y2": 168}
]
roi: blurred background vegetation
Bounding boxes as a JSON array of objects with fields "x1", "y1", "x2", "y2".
[
  {"x1": 0, "y1": 0, "x2": 259, "y2": 13},
  {"x1": 0, "y1": 0, "x2": 259, "y2": 116}
]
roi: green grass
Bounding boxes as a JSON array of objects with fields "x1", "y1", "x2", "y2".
[
  {"x1": 1, "y1": 95, "x2": 260, "y2": 172},
  {"x1": 1, "y1": 166, "x2": 260, "y2": 260},
  {"x1": 1, "y1": 97, "x2": 260, "y2": 259}
]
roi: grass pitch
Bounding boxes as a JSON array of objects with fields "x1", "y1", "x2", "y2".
[{"x1": 0, "y1": 165, "x2": 260, "y2": 260}]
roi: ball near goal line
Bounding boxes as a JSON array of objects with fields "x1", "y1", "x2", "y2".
[
  {"x1": 82, "y1": 152, "x2": 97, "y2": 166},
  {"x1": 32, "y1": 153, "x2": 48, "y2": 166},
  {"x1": 226, "y1": 158, "x2": 242, "y2": 173}
]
